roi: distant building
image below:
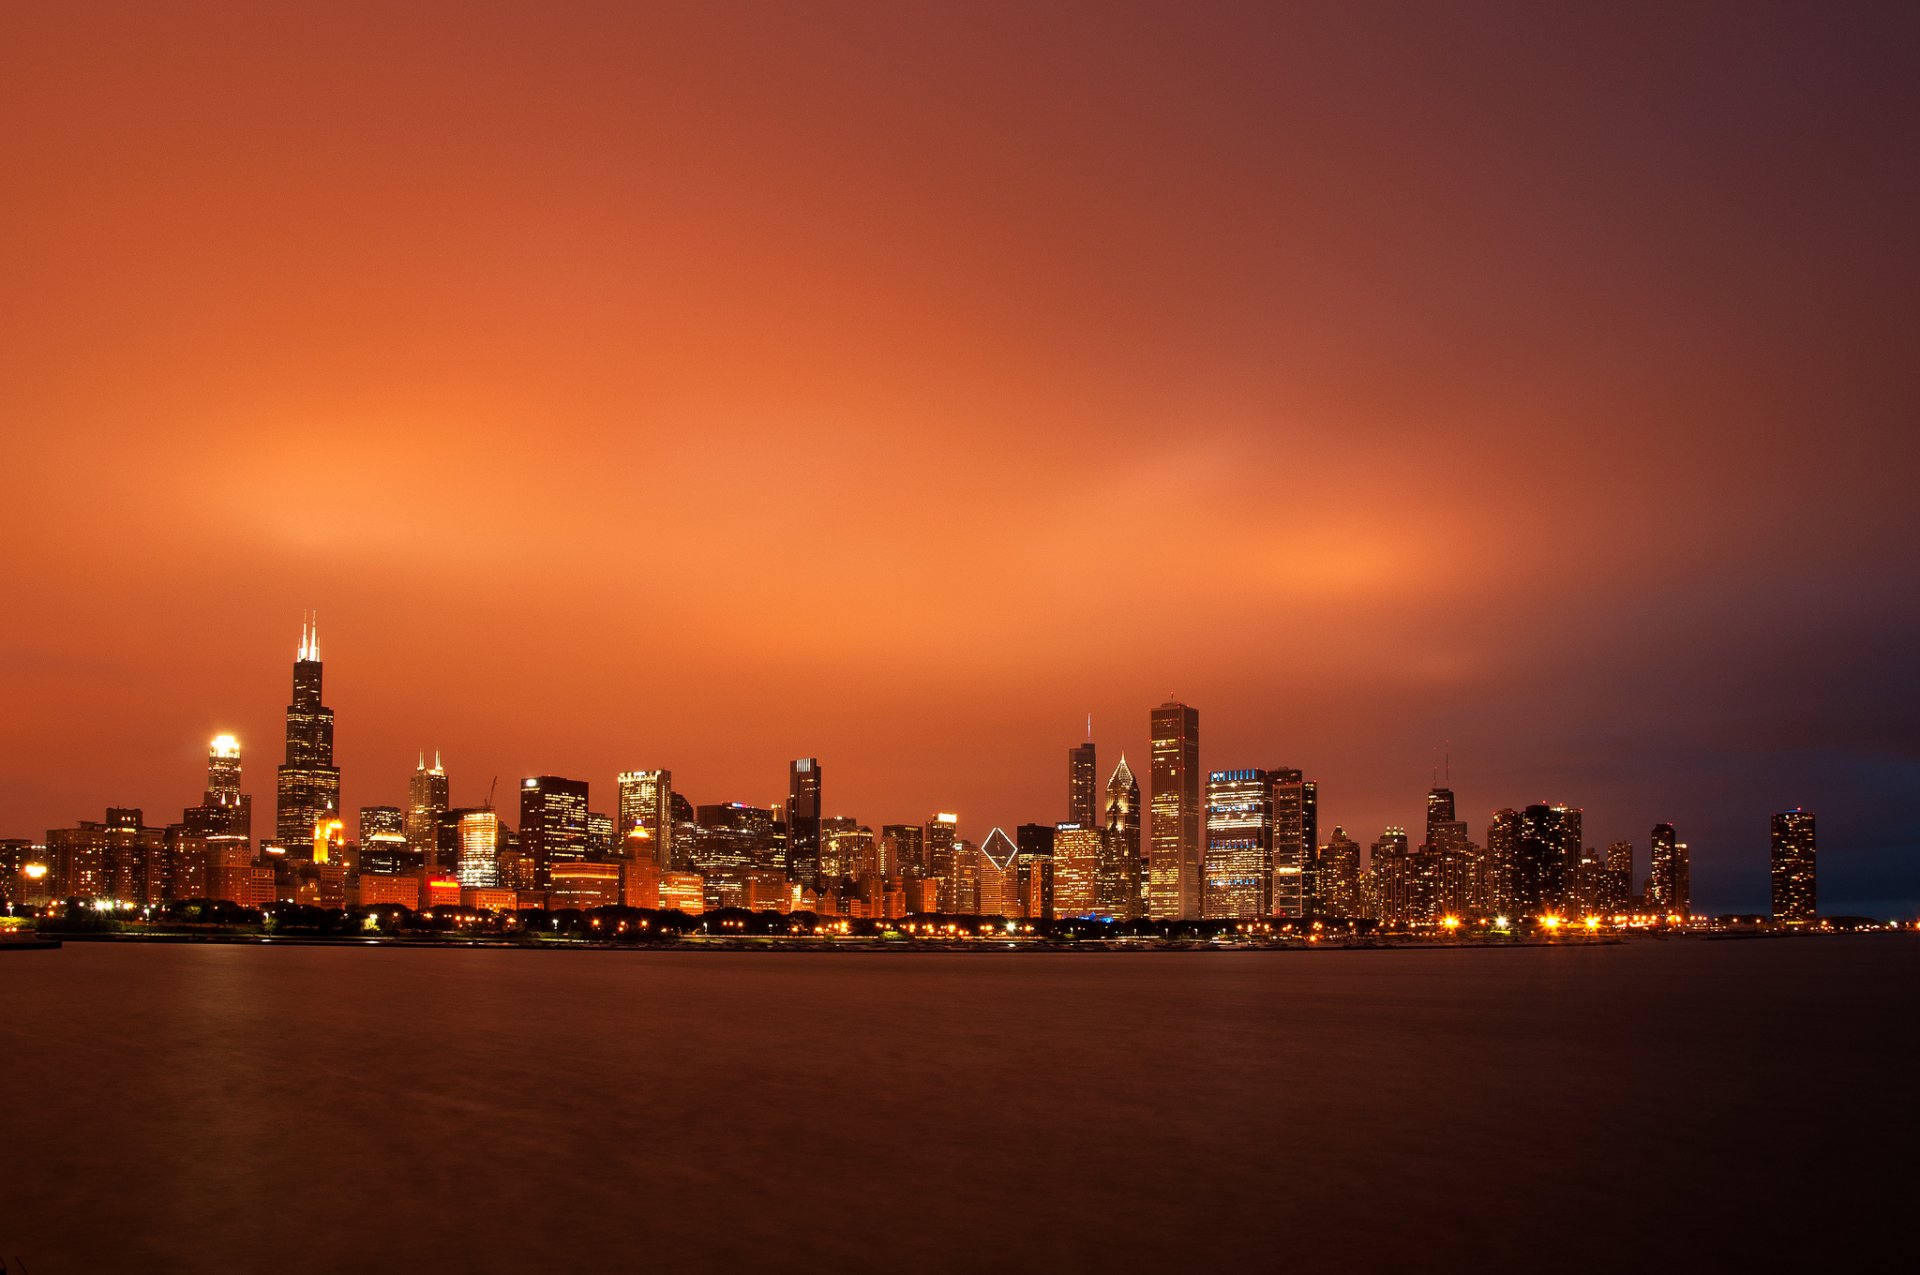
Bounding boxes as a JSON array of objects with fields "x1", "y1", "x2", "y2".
[
  {"x1": 456, "y1": 809, "x2": 502, "y2": 888},
  {"x1": 786, "y1": 758, "x2": 822, "y2": 888},
  {"x1": 1513, "y1": 803, "x2": 1579, "y2": 918},
  {"x1": 1204, "y1": 769, "x2": 1269, "y2": 920},
  {"x1": 1771, "y1": 810, "x2": 1816, "y2": 923},
  {"x1": 1099, "y1": 756, "x2": 1143, "y2": 919},
  {"x1": 617, "y1": 770, "x2": 673, "y2": 869},
  {"x1": 881, "y1": 824, "x2": 925, "y2": 880},
  {"x1": 1269, "y1": 769, "x2": 1310, "y2": 918},
  {"x1": 520, "y1": 776, "x2": 590, "y2": 887},
  {"x1": 274, "y1": 616, "x2": 341, "y2": 852},
  {"x1": 1068, "y1": 740, "x2": 1097, "y2": 826},
  {"x1": 406, "y1": 753, "x2": 449, "y2": 862},
  {"x1": 184, "y1": 735, "x2": 252, "y2": 840},
  {"x1": 1149, "y1": 700, "x2": 1201, "y2": 920},
  {"x1": 1647, "y1": 823, "x2": 1690, "y2": 918},
  {"x1": 47, "y1": 808, "x2": 166, "y2": 904},
  {"x1": 925, "y1": 813, "x2": 959, "y2": 911},
  {"x1": 1601, "y1": 841, "x2": 1634, "y2": 913},
  {"x1": 1367, "y1": 828, "x2": 1414, "y2": 926},
  {"x1": 1317, "y1": 828, "x2": 1363, "y2": 918},
  {"x1": 976, "y1": 828, "x2": 1021, "y2": 917},
  {"x1": 1052, "y1": 823, "x2": 1102, "y2": 918},
  {"x1": 1014, "y1": 823, "x2": 1055, "y2": 921},
  {"x1": 549, "y1": 861, "x2": 621, "y2": 910}
]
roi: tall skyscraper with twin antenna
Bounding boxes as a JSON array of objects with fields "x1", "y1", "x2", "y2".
[
  {"x1": 274, "y1": 613, "x2": 341, "y2": 852},
  {"x1": 407, "y1": 751, "x2": 449, "y2": 863}
]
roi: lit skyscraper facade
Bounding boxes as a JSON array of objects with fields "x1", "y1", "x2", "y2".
[
  {"x1": 520, "y1": 775, "x2": 590, "y2": 888},
  {"x1": 1149, "y1": 700, "x2": 1201, "y2": 919},
  {"x1": 617, "y1": 770, "x2": 673, "y2": 869},
  {"x1": 1648, "y1": 823, "x2": 1690, "y2": 918},
  {"x1": 1052, "y1": 823, "x2": 1101, "y2": 918},
  {"x1": 406, "y1": 752, "x2": 449, "y2": 861},
  {"x1": 275, "y1": 615, "x2": 340, "y2": 852},
  {"x1": 1317, "y1": 827, "x2": 1363, "y2": 918},
  {"x1": 184, "y1": 734, "x2": 251, "y2": 839},
  {"x1": 786, "y1": 758, "x2": 822, "y2": 888},
  {"x1": 1771, "y1": 810, "x2": 1816, "y2": 922},
  {"x1": 1513, "y1": 803, "x2": 1578, "y2": 918},
  {"x1": 457, "y1": 809, "x2": 501, "y2": 889},
  {"x1": 1068, "y1": 739, "x2": 1097, "y2": 826},
  {"x1": 926, "y1": 813, "x2": 959, "y2": 911},
  {"x1": 1014, "y1": 823, "x2": 1055, "y2": 920},
  {"x1": 1098, "y1": 756, "x2": 1142, "y2": 919},
  {"x1": 1204, "y1": 769, "x2": 1269, "y2": 919},
  {"x1": 1268, "y1": 768, "x2": 1309, "y2": 918}
]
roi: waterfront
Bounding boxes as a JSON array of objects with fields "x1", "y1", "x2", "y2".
[{"x1": 2, "y1": 939, "x2": 1913, "y2": 1272}]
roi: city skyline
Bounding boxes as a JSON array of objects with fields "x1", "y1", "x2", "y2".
[
  {"x1": 3, "y1": 5, "x2": 1916, "y2": 918},
  {"x1": 0, "y1": 619, "x2": 1868, "y2": 918}
]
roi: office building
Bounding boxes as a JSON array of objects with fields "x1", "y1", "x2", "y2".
[
  {"x1": 1099, "y1": 756, "x2": 1142, "y2": 919},
  {"x1": 786, "y1": 758, "x2": 822, "y2": 888},
  {"x1": 1149, "y1": 700, "x2": 1201, "y2": 919},
  {"x1": 616, "y1": 770, "x2": 673, "y2": 869},
  {"x1": 520, "y1": 775, "x2": 591, "y2": 888},
  {"x1": 1204, "y1": 769, "x2": 1269, "y2": 919},
  {"x1": 274, "y1": 615, "x2": 341, "y2": 852},
  {"x1": 1771, "y1": 810, "x2": 1816, "y2": 922}
]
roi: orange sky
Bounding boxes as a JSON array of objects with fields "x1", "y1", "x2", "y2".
[{"x1": 4, "y1": 3, "x2": 1917, "y2": 910}]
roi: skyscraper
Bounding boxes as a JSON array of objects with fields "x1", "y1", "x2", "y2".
[
  {"x1": 275, "y1": 615, "x2": 341, "y2": 852},
  {"x1": 1648, "y1": 823, "x2": 1690, "y2": 919},
  {"x1": 1014, "y1": 823, "x2": 1055, "y2": 921},
  {"x1": 1098, "y1": 755, "x2": 1142, "y2": 919},
  {"x1": 184, "y1": 734, "x2": 252, "y2": 839},
  {"x1": 1204, "y1": 769, "x2": 1270, "y2": 919},
  {"x1": 520, "y1": 775, "x2": 590, "y2": 888},
  {"x1": 1268, "y1": 768, "x2": 1309, "y2": 918},
  {"x1": 1052, "y1": 823, "x2": 1102, "y2": 918},
  {"x1": 457, "y1": 809, "x2": 502, "y2": 889},
  {"x1": 1149, "y1": 700, "x2": 1201, "y2": 919},
  {"x1": 786, "y1": 758, "x2": 822, "y2": 888},
  {"x1": 1513, "y1": 803, "x2": 1578, "y2": 918},
  {"x1": 1068, "y1": 738, "x2": 1097, "y2": 826},
  {"x1": 926, "y1": 812, "x2": 959, "y2": 911},
  {"x1": 406, "y1": 752, "x2": 449, "y2": 862},
  {"x1": 1317, "y1": 827, "x2": 1363, "y2": 918},
  {"x1": 616, "y1": 770, "x2": 672, "y2": 869},
  {"x1": 1771, "y1": 810, "x2": 1816, "y2": 923}
]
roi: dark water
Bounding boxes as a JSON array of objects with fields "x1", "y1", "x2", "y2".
[{"x1": 2, "y1": 939, "x2": 1913, "y2": 1273}]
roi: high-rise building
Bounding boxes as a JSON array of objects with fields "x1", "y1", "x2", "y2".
[
  {"x1": 1098, "y1": 756, "x2": 1142, "y2": 919},
  {"x1": 881, "y1": 824, "x2": 924, "y2": 880},
  {"x1": 926, "y1": 813, "x2": 959, "y2": 911},
  {"x1": 1601, "y1": 841, "x2": 1634, "y2": 913},
  {"x1": 406, "y1": 752, "x2": 449, "y2": 862},
  {"x1": 1771, "y1": 810, "x2": 1816, "y2": 923},
  {"x1": 1513, "y1": 803, "x2": 1578, "y2": 918},
  {"x1": 1486, "y1": 808, "x2": 1520, "y2": 916},
  {"x1": 1204, "y1": 769, "x2": 1270, "y2": 920},
  {"x1": 184, "y1": 735, "x2": 252, "y2": 840},
  {"x1": 786, "y1": 758, "x2": 822, "y2": 888},
  {"x1": 1052, "y1": 823, "x2": 1102, "y2": 918},
  {"x1": 520, "y1": 776, "x2": 590, "y2": 888},
  {"x1": 275, "y1": 615, "x2": 341, "y2": 852},
  {"x1": 1301, "y1": 779, "x2": 1319, "y2": 912},
  {"x1": 1648, "y1": 823, "x2": 1691, "y2": 918},
  {"x1": 820, "y1": 817, "x2": 874, "y2": 884},
  {"x1": 1317, "y1": 827, "x2": 1363, "y2": 918},
  {"x1": 1014, "y1": 823, "x2": 1055, "y2": 921},
  {"x1": 47, "y1": 809, "x2": 167, "y2": 904},
  {"x1": 616, "y1": 770, "x2": 672, "y2": 869},
  {"x1": 456, "y1": 809, "x2": 502, "y2": 889},
  {"x1": 976, "y1": 828, "x2": 1021, "y2": 917},
  {"x1": 1367, "y1": 828, "x2": 1414, "y2": 926},
  {"x1": 1269, "y1": 769, "x2": 1310, "y2": 918},
  {"x1": 1068, "y1": 739, "x2": 1097, "y2": 826},
  {"x1": 1149, "y1": 700, "x2": 1201, "y2": 919}
]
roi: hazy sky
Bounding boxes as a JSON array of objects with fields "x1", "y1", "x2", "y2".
[{"x1": 4, "y1": 2, "x2": 1916, "y2": 912}]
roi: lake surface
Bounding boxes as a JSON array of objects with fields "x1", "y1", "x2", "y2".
[{"x1": 2, "y1": 939, "x2": 1913, "y2": 1272}]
